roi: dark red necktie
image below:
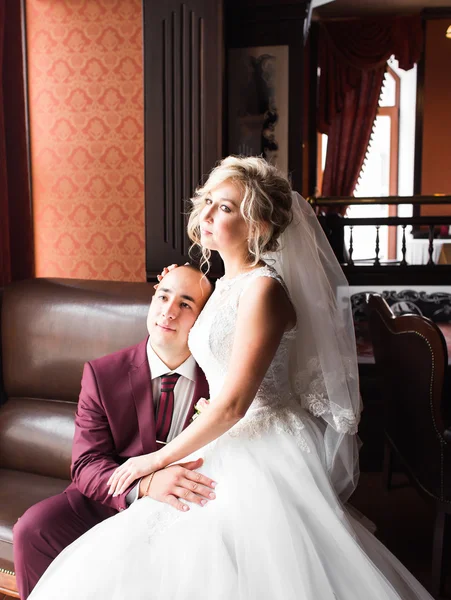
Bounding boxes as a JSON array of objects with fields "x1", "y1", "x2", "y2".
[{"x1": 155, "y1": 373, "x2": 181, "y2": 442}]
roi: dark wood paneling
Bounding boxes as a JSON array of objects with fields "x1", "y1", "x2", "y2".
[
  {"x1": 307, "y1": 22, "x2": 318, "y2": 198},
  {"x1": 225, "y1": 1, "x2": 309, "y2": 193},
  {"x1": 2, "y1": 0, "x2": 34, "y2": 283},
  {"x1": 143, "y1": 0, "x2": 223, "y2": 280},
  {"x1": 413, "y1": 17, "x2": 426, "y2": 204},
  {"x1": 422, "y1": 7, "x2": 451, "y2": 19},
  {"x1": 343, "y1": 265, "x2": 451, "y2": 287}
]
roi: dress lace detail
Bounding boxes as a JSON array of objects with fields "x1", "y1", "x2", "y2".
[
  {"x1": 228, "y1": 404, "x2": 310, "y2": 452},
  {"x1": 189, "y1": 265, "x2": 310, "y2": 450},
  {"x1": 145, "y1": 502, "x2": 183, "y2": 544},
  {"x1": 295, "y1": 357, "x2": 359, "y2": 434}
]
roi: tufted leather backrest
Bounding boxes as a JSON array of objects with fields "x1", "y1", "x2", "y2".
[
  {"x1": 0, "y1": 278, "x2": 153, "y2": 477},
  {"x1": 366, "y1": 293, "x2": 449, "y2": 500}
]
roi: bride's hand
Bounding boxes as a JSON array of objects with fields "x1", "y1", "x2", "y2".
[
  {"x1": 153, "y1": 263, "x2": 179, "y2": 289},
  {"x1": 153, "y1": 263, "x2": 189, "y2": 289},
  {"x1": 157, "y1": 263, "x2": 179, "y2": 282},
  {"x1": 107, "y1": 454, "x2": 159, "y2": 497}
]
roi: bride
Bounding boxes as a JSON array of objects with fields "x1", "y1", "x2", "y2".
[{"x1": 29, "y1": 156, "x2": 432, "y2": 599}]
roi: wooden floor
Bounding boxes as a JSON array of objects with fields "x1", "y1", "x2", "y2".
[{"x1": 352, "y1": 470, "x2": 441, "y2": 598}]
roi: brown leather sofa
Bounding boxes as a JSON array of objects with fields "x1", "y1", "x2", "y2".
[{"x1": 0, "y1": 278, "x2": 153, "y2": 598}]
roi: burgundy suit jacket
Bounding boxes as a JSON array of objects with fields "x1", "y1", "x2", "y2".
[{"x1": 65, "y1": 338, "x2": 209, "y2": 516}]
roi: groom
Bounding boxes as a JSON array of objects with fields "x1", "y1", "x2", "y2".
[{"x1": 13, "y1": 265, "x2": 215, "y2": 599}]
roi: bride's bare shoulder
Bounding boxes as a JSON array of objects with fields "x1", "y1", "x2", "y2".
[{"x1": 240, "y1": 274, "x2": 296, "y2": 331}]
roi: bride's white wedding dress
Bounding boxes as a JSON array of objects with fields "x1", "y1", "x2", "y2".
[{"x1": 29, "y1": 266, "x2": 432, "y2": 600}]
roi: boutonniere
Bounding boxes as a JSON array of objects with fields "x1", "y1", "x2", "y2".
[{"x1": 191, "y1": 397, "x2": 210, "y2": 422}]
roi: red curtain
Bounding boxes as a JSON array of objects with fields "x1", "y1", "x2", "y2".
[
  {"x1": 318, "y1": 16, "x2": 423, "y2": 205},
  {"x1": 0, "y1": 0, "x2": 34, "y2": 287}
]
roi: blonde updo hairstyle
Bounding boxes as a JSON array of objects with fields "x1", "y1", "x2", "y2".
[{"x1": 188, "y1": 156, "x2": 293, "y2": 270}]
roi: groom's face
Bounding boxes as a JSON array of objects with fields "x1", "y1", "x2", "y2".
[{"x1": 147, "y1": 267, "x2": 211, "y2": 356}]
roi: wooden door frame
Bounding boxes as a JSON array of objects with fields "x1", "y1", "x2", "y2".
[{"x1": 380, "y1": 65, "x2": 400, "y2": 259}]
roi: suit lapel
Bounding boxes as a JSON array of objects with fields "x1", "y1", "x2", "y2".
[
  {"x1": 129, "y1": 338, "x2": 158, "y2": 454},
  {"x1": 182, "y1": 365, "x2": 209, "y2": 430}
]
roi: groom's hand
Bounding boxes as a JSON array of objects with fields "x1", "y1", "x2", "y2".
[{"x1": 138, "y1": 457, "x2": 217, "y2": 512}]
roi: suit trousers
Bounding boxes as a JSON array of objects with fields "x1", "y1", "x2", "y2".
[{"x1": 13, "y1": 489, "x2": 116, "y2": 599}]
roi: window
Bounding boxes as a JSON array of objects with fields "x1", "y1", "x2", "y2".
[
  {"x1": 317, "y1": 58, "x2": 417, "y2": 264},
  {"x1": 352, "y1": 67, "x2": 400, "y2": 262}
]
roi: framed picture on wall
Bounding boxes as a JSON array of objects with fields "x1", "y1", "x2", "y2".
[
  {"x1": 228, "y1": 45, "x2": 289, "y2": 176},
  {"x1": 225, "y1": 1, "x2": 308, "y2": 191}
]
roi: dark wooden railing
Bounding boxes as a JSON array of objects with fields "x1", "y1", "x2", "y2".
[
  {"x1": 309, "y1": 196, "x2": 451, "y2": 285},
  {"x1": 310, "y1": 195, "x2": 451, "y2": 206}
]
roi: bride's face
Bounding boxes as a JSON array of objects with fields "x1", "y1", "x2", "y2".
[{"x1": 199, "y1": 181, "x2": 249, "y2": 255}]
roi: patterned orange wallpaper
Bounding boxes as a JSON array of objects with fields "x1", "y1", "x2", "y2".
[{"x1": 26, "y1": 0, "x2": 145, "y2": 281}]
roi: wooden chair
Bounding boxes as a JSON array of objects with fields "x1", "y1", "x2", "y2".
[{"x1": 366, "y1": 293, "x2": 451, "y2": 597}]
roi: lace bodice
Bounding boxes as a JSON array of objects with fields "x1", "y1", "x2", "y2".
[{"x1": 188, "y1": 265, "x2": 309, "y2": 447}]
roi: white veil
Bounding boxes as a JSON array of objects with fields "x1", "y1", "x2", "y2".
[{"x1": 265, "y1": 192, "x2": 362, "y2": 502}]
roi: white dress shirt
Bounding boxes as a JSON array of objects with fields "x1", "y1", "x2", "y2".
[
  {"x1": 146, "y1": 341, "x2": 197, "y2": 442},
  {"x1": 126, "y1": 340, "x2": 197, "y2": 504}
]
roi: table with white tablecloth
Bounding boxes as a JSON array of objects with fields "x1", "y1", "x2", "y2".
[{"x1": 405, "y1": 239, "x2": 451, "y2": 265}]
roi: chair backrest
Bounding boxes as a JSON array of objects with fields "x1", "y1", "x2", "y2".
[
  {"x1": 0, "y1": 278, "x2": 153, "y2": 479},
  {"x1": 366, "y1": 293, "x2": 449, "y2": 499}
]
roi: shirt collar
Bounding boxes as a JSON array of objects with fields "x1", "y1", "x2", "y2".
[{"x1": 146, "y1": 339, "x2": 197, "y2": 382}]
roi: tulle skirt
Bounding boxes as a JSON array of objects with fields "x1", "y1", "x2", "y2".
[{"x1": 29, "y1": 416, "x2": 433, "y2": 600}]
